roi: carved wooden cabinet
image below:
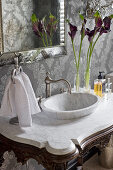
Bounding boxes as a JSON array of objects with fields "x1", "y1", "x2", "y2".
[
  {"x1": 0, "y1": 95, "x2": 113, "y2": 169},
  {"x1": 0, "y1": 129, "x2": 112, "y2": 170}
]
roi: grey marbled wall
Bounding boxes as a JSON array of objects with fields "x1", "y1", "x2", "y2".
[
  {"x1": 2, "y1": 0, "x2": 60, "y2": 52},
  {"x1": 0, "y1": 0, "x2": 113, "y2": 169}
]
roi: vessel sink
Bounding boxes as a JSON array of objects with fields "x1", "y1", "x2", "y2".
[{"x1": 41, "y1": 93, "x2": 99, "y2": 119}]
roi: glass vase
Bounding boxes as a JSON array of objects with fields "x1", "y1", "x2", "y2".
[
  {"x1": 84, "y1": 66, "x2": 90, "y2": 92},
  {"x1": 74, "y1": 71, "x2": 80, "y2": 92}
]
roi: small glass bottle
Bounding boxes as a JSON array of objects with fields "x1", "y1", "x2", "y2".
[
  {"x1": 97, "y1": 80, "x2": 102, "y2": 97},
  {"x1": 105, "y1": 78, "x2": 112, "y2": 100},
  {"x1": 94, "y1": 72, "x2": 106, "y2": 97},
  {"x1": 94, "y1": 79, "x2": 98, "y2": 95}
]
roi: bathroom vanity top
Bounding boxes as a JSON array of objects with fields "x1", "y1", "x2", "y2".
[{"x1": 0, "y1": 94, "x2": 113, "y2": 156}]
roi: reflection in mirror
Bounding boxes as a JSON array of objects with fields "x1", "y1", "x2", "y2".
[
  {"x1": 0, "y1": 0, "x2": 2, "y2": 52},
  {"x1": 1, "y1": 0, "x2": 65, "y2": 53}
]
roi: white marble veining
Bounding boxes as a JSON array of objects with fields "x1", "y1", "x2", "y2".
[
  {"x1": 41, "y1": 92, "x2": 99, "y2": 119},
  {"x1": 0, "y1": 94, "x2": 113, "y2": 155}
]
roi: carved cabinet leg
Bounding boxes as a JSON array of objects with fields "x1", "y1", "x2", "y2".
[
  {"x1": 0, "y1": 143, "x2": 7, "y2": 167},
  {"x1": 54, "y1": 163, "x2": 67, "y2": 170},
  {"x1": 45, "y1": 162, "x2": 67, "y2": 170},
  {"x1": 76, "y1": 166, "x2": 83, "y2": 170},
  {"x1": 0, "y1": 152, "x2": 4, "y2": 167},
  {"x1": 77, "y1": 156, "x2": 83, "y2": 170}
]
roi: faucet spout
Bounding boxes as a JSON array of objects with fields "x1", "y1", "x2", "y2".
[{"x1": 45, "y1": 72, "x2": 71, "y2": 98}]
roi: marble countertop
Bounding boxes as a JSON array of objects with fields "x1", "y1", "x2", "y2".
[{"x1": 0, "y1": 94, "x2": 113, "y2": 155}]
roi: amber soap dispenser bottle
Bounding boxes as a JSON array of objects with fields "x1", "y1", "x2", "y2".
[{"x1": 94, "y1": 72, "x2": 105, "y2": 97}]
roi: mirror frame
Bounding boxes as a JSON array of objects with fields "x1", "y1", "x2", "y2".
[
  {"x1": 0, "y1": 0, "x2": 67, "y2": 66},
  {"x1": 0, "y1": 0, "x2": 3, "y2": 52}
]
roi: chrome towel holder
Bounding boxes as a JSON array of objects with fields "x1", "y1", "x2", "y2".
[
  {"x1": 10, "y1": 54, "x2": 23, "y2": 125},
  {"x1": 11, "y1": 54, "x2": 23, "y2": 84}
]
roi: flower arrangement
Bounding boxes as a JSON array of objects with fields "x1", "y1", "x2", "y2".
[
  {"x1": 31, "y1": 13, "x2": 58, "y2": 47},
  {"x1": 67, "y1": 11, "x2": 113, "y2": 91},
  {"x1": 67, "y1": 16, "x2": 86, "y2": 91}
]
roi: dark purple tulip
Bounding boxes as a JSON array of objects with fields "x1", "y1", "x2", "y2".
[
  {"x1": 99, "y1": 17, "x2": 111, "y2": 35},
  {"x1": 46, "y1": 24, "x2": 55, "y2": 36},
  {"x1": 85, "y1": 28, "x2": 95, "y2": 42},
  {"x1": 69, "y1": 23, "x2": 77, "y2": 32},
  {"x1": 32, "y1": 23, "x2": 41, "y2": 37},
  {"x1": 46, "y1": 16, "x2": 57, "y2": 36},
  {"x1": 38, "y1": 21, "x2": 44, "y2": 33},
  {"x1": 99, "y1": 26, "x2": 110, "y2": 35},
  {"x1": 46, "y1": 24, "x2": 51, "y2": 36},
  {"x1": 84, "y1": 19, "x2": 87, "y2": 24},
  {"x1": 95, "y1": 17, "x2": 103, "y2": 28},
  {"x1": 32, "y1": 23, "x2": 38, "y2": 33},
  {"x1": 94, "y1": 17, "x2": 103, "y2": 34},
  {"x1": 32, "y1": 20, "x2": 44, "y2": 37},
  {"x1": 103, "y1": 16, "x2": 111, "y2": 30},
  {"x1": 68, "y1": 23, "x2": 77, "y2": 40},
  {"x1": 85, "y1": 28, "x2": 90, "y2": 35}
]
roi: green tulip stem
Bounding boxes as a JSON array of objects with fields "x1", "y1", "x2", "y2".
[
  {"x1": 49, "y1": 26, "x2": 53, "y2": 46},
  {"x1": 85, "y1": 68, "x2": 90, "y2": 89},
  {"x1": 77, "y1": 37, "x2": 83, "y2": 71},
  {"x1": 76, "y1": 71, "x2": 80, "y2": 91},
  {"x1": 85, "y1": 34, "x2": 100, "y2": 90},
  {"x1": 91, "y1": 34, "x2": 100, "y2": 53},
  {"x1": 89, "y1": 34, "x2": 100, "y2": 65},
  {"x1": 49, "y1": 32, "x2": 53, "y2": 46},
  {"x1": 44, "y1": 32, "x2": 48, "y2": 46},
  {"x1": 72, "y1": 37, "x2": 83, "y2": 92},
  {"x1": 88, "y1": 41, "x2": 93, "y2": 65},
  {"x1": 72, "y1": 39, "x2": 78, "y2": 71},
  {"x1": 87, "y1": 42, "x2": 92, "y2": 64},
  {"x1": 42, "y1": 36, "x2": 46, "y2": 47},
  {"x1": 40, "y1": 32, "x2": 46, "y2": 47},
  {"x1": 87, "y1": 45, "x2": 90, "y2": 64},
  {"x1": 49, "y1": 37, "x2": 53, "y2": 46}
]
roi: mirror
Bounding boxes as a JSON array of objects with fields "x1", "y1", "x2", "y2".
[{"x1": 0, "y1": 0, "x2": 66, "y2": 65}]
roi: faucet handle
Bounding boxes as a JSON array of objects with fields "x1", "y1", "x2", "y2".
[
  {"x1": 37, "y1": 96, "x2": 43, "y2": 111},
  {"x1": 46, "y1": 72, "x2": 50, "y2": 76},
  {"x1": 60, "y1": 88, "x2": 66, "y2": 93},
  {"x1": 14, "y1": 57, "x2": 19, "y2": 69},
  {"x1": 45, "y1": 72, "x2": 53, "y2": 83}
]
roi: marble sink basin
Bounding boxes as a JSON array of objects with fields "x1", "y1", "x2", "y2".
[{"x1": 41, "y1": 93, "x2": 99, "y2": 119}]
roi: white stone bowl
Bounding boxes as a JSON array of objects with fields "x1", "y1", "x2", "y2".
[{"x1": 41, "y1": 92, "x2": 99, "y2": 119}]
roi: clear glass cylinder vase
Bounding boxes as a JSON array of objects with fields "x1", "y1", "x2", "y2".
[
  {"x1": 84, "y1": 66, "x2": 90, "y2": 92},
  {"x1": 74, "y1": 71, "x2": 80, "y2": 92}
]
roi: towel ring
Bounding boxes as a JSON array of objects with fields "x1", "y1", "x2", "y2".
[
  {"x1": 11, "y1": 66, "x2": 23, "y2": 84},
  {"x1": 19, "y1": 66, "x2": 23, "y2": 73},
  {"x1": 11, "y1": 69, "x2": 17, "y2": 84}
]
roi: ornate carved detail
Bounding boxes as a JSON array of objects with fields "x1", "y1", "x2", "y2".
[
  {"x1": 82, "y1": 133, "x2": 111, "y2": 155},
  {"x1": 77, "y1": 125, "x2": 113, "y2": 156},
  {"x1": 0, "y1": 134, "x2": 78, "y2": 170},
  {"x1": 75, "y1": 127, "x2": 113, "y2": 168},
  {"x1": 0, "y1": 125, "x2": 113, "y2": 169},
  {"x1": 36, "y1": 149, "x2": 78, "y2": 170},
  {"x1": 53, "y1": 163, "x2": 67, "y2": 170},
  {"x1": 0, "y1": 152, "x2": 4, "y2": 167}
]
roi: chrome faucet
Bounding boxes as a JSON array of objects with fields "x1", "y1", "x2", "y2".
[{"x1": 45, "y1": 72, "x2": 71, "y2": 98}]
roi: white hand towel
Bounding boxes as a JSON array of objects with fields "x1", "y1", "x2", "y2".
[
  {"x1": 21, "y1": 72, "x2": 41, "y2": 115},
  {"x1": 0, "y1": 72, "x2": 41, "y2": 127},
  {"x1": 0, "y1": 78, "x2": 16, "y2": 116}
]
